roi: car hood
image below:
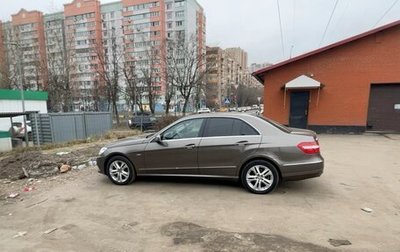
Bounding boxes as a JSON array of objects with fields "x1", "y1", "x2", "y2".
[{"x1": 106, "y1": 137, "x2": 148, "y2": 149}]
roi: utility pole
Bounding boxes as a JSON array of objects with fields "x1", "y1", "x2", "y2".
[{"x1": 7, "y1": 42, "x2": 29, "y2": 146}]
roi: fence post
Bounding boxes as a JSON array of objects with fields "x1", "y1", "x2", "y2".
[
  {"x1": 83, "y1": 112, "x2": 88, "y2": 139},
  {"x1": 34, "y1": 113, "x2": 40, "y2": 147},
  {"x1": 49, "y1": 115, "x2": 55, "y2": 143}
]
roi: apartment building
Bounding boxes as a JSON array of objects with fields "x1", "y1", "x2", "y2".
[
  {"x1": 225, "y1": 47, "x2": 248, "y2": 70},
  {"x1": 44, "y1": 12, "x2": 67, "y2": 80},
  {"x1": 206, "y1": 46, "x2": 259, "y2": 108},
  {"x1": 0, "y1": 0, "x2": 205, "y2": 112},
  {"x1": 101, "y1": 1, "x2": 126, "y2": 110},
  {"x1": 63, "y1": 0, "x2": 104, "y2": 111},
  {"x1": 250, "y1": 62, "x2": 272, "y2": 73},
  {"x1": 0, "y1": 9, "x2": 48, "y2": 91}
]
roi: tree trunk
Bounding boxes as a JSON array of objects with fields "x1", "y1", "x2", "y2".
[
  {"x1": 182, "y1": 97, "x2": 190, "y2": 115},
  {"x1": 165, "y1": 96, "x2": 171, "y2": 115},
  {"x1": 113, "y1": 100, "x2": 120, "y2": 125}
]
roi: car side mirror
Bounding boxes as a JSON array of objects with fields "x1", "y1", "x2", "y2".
[{"x1": 154, "y1": 135, "x2": 163, "y2": 144}]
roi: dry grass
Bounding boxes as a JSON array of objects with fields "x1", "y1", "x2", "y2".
[{"x1": 0, "y1": 129, "x2": 141, "y2": 157}]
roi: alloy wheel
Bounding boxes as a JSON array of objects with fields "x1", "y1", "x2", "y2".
[
  {"x1": 245, "y1": 165, "x2": 274, "y2": 192},
  {"x1": 109, "y1": 160, "x2": 130, "y2": 183}
]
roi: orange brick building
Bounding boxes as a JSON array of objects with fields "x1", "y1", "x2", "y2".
[
  {"x1": 11, "y1": 9, "x2": 48, "y2": 90},
  {"x1": 254, "y1": 21, "x2": 400, "y2": 133}
]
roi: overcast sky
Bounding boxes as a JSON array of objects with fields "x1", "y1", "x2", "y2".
[{"x1": 1, "y1": 0, "x2": 399, "y2": 64}]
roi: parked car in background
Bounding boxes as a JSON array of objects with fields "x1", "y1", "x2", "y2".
[
  {"x1": 228, "y1": 107, "x2": 237, "y2": 112},
  {"x1": 198, "y1": 107, "x2": 211, "y2": 114},
  {"x1": 97, "y1": 113, "x2": 324, "y2": 194},
  {"x1": 128, "y1": 114, "x2": 157, "y2": 131},
  {"x1": 11, "y1": 121, "x2": 32, "y2": 141}
]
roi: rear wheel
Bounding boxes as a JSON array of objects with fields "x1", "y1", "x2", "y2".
[
  {"x1": 106, "y1": 156, "x2": 136, "y2": 185},
  {"x1": 241, "y1": 160, "x2": 279, "y2": 194}
]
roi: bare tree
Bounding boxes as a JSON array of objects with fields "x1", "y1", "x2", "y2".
[
  {"x1": 0, "y1": 53, "x2": 12, "y2": 89},
  {"x1": 45, "y1": 27, "x2": 76, "y2": 112},
  {"x1": 135, "y1": 45, "x2": 162, "y2": 115},
  {"x1": 164, "y1": 36, "x2": 209, "y2": 115},
  {"x1": 94, "y1": 29, "x2": 124, "y2": 124},
  {"x1": 123, "y1": 63, "x2": 142, "y2": 113}
]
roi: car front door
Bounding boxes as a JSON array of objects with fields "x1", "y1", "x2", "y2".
[
  {"x1": 143, "y1": 118, "x2": 205, "y2": 175},
  {"x1": 198, "y1": 118, "x2": 261, "y2": 177}
]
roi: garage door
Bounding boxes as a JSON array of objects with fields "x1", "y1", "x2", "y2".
[{"x1": 367, "y1": 84, "x2": 400, "y2": 132}]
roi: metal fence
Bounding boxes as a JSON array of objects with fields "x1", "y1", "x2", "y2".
[{"x1": 31, "y1": 112, "x2": 112, "y2": 145}]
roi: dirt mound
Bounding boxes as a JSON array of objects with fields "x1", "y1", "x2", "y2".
[{"x1": 0, "y1": 145, "x2": 100, "y2": 180}]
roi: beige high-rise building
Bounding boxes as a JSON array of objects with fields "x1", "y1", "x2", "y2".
[
  {"x1": 225, "y1": 47, "x2": 248, "y2": 70},
  {"x1": 206, "y1": 46, "x2": 259, "y2": 108}
]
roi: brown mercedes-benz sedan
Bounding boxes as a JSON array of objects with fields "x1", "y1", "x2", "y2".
[{"x1": 97, "y1": 113, "x2": 323, "y2": 194}]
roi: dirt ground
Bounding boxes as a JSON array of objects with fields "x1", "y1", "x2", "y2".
[{"x1": 0, "y1": 134, "x2": 399, "y2": 251}]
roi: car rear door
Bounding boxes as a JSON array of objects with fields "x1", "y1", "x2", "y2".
[
  {"x1": 143, "y1": 118, "x2": 205, "y2": 175},
  {"x1": 197, "y1": 117, "x2": 262, "y2": 177}
]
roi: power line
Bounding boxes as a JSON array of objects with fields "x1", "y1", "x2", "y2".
[
  {"x1": 373, "y1": 0, "x2": 399, "y2": 27},
  {"x1": 276, "y1": 0, "x2": 285, "y2": 57},
  {"x1": 319, "y1": 0, "x2": 340, "y2": 47},
  {"x1": 290, "y1": 0, "x2": 296, "y2": 58},
  {"x1": 330, "y1": 0, "x2": 350, "y2": 35}
]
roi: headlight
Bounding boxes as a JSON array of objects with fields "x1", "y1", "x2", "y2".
[{"x1": 98, "y1": 147, "x2": 107, "y2": 156}]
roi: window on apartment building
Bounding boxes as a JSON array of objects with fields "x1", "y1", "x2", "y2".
[
  {"x1": 176, "y1": 21, "x2": 184, "y2": 27},
  {"x1": 110, "y1": 12, "x2": 115, "y2": 18},
  {"x1": 167, "y1": 22, "x2": 173, "y2": 29},
  {"x1": 166, "y1": 12, "x2": 173, "y2": 19},
  {"x1": 150, "y1": 11, "x2": 160, "y2": 17},
  {"x1": 151, "y1": 21, "x2": 160, "y2": 27},
  {"x1": 176, "y1": 11, "x2": 184, "y2": 18},
  {"x1": 152, "y1": 31, "x2": 160, "y2": 36},
  {"x1": 175, "y1": 1, "x2": 185, "y2": 7},
  {"x1": 166, "y1": 2, "x2": 173, "y2": 9},
  {"x1": 176, "y1": 30, "x2": 185, "y2": 38}
]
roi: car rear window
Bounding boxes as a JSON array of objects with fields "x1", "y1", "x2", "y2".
[{"x1": 258, "y1": 116, "x2": 291, "y2": 133}]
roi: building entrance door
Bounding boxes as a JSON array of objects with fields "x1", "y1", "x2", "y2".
[{"x1": 289, "y1": 91, "x2": 309, "y2": 129}]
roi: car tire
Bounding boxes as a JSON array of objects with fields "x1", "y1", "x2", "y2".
[
  {"x1": 241, "y1": 160, "x2": 279, "y2": 194},
  {"x1": 106, "y1": 156, "x2": 136, "y2": 185}
]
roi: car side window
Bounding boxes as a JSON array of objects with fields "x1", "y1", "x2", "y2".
[
  {"x1": 204, "y1": 118, "x2": 234, "y2": 137},
  {"x1": 204, "y1": 118, "x2": 259, "y2": 137},
  {"x1": 162, "y1": 119, "x2": 204, "y2": 140},
  {"x1": 232, "y1": 119, "x2": 259, "y2": 136}
]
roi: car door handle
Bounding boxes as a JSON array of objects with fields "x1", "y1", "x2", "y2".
[
  {"x1": 185, "y1": 144, "x2": 196, "y2": 150},
  {"x1": 236, "y1": 140, "x2": 249, "y2": 146}
]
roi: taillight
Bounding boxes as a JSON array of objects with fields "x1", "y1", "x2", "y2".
[{"x1": 297, "y1": 141, "x2": 320, "y2": 154}]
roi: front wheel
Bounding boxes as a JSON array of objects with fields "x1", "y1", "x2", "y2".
[
  {"x1": 241, "y1": 160, "x2": 279, "y2": 194},
  {"x1": 106, "y1": 156, "x2": 136, "y2": 185}
]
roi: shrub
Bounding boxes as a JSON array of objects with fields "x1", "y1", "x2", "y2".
[{"x1": 153, "y1": 116, "x2": 180, "y2": 131}]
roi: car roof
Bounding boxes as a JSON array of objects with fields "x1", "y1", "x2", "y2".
[{"x1": 185, "y1": 112, "x2": 256, "y2": 120}]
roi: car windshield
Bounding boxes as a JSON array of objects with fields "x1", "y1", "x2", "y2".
[{"x1": 257, "y1": 115, "x2": 291, "y2": 133}]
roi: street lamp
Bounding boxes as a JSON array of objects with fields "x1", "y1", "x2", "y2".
[{"x1": 6, "y1": 41, "x2": 29, "y2": 146}]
